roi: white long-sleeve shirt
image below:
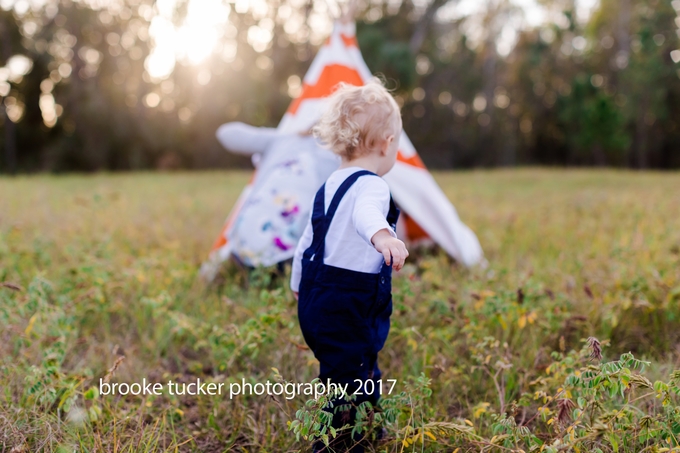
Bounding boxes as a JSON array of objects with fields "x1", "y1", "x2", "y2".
[{"x1": 290, "y1": 167, "x2": 397, "y2": 292}]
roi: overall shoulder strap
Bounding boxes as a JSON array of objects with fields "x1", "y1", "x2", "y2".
[
  {"x1": 387, "y1": 196, "x2": 400, "y2": 232},
  {"x1": 325, "y1": 170, "x2": 375, "y2": 222},
  {"x1": 302, "y1": 169, "x2": 376, "y2": 261},
  {"x1": 303, "y1": 184, "x2": 327, "y2": 261}
]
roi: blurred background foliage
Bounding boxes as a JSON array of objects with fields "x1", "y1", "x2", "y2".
[{"x1": 0, "y1": 0, "x2": 679, "y2": 173}]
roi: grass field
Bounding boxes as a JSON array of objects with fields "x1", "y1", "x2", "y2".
[{"x1": 1, "y1": 169, "x2": 680, "y2": 452}]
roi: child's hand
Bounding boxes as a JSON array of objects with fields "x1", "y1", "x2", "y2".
[
  {"x1": 371, "y1": 229, "x2": 409, "y2": 271},
  {"x1": 293, "y1": 291, "x2": 299, "y2": 301}
]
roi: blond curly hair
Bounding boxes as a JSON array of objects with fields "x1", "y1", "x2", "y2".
[{"x1": 313, "y1": 78, "x2": 401, "y2": 160}]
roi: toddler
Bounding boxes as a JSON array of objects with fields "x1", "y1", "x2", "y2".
[{"x1": 290, "y1": 78, "x2": 408, "y2": 452}]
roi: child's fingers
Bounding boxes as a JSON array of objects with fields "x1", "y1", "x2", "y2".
[
  {"x1": 395, "y1": 252, "x2": 405, "y2": 270},
  {"x1": 382, "y1": 248, "x2": 392, "y2": 266},
  {"x1": 380, "y1": 240, "x2": 409, "y2": 269},
  {"x1": 390, "y1": 245, "x2": 405, "y2": 270},
  {"x1": 402, "y1": 246, "x2": 409, "y2": 265},
  {"x1": 396, "y1": 244, "x2": 408, "y2": 270}
]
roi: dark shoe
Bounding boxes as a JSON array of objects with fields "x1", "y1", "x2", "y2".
[{"x1": 374, "y1": 427, "x2": 387, "y2": 442}]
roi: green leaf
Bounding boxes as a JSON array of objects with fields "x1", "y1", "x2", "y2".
[
  {"x1": 608, "y1": 433, "x2": 619, "y2": 452},
  {"x1": 84, "y1": 387, "x2": 98, "y2": 400}
]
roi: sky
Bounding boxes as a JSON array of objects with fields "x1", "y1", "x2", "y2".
[
  {"x1": 444, "y1": 0, "x2": 600, "y2": 26},
  {"x1": 438, "y1": 0, "x2": 601, "y2": 55}
]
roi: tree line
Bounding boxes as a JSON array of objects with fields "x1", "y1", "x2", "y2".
[{"x1": 1, "y1": 0, "x2": 679, "y2": 173}]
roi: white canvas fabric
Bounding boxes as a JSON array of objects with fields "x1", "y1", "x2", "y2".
[
  {"x1": 209, "y1": 122, "x2": 339, "y2": 268},
  {"x1": 200, "y1": 21, "x2": 484, "y2": 280}
]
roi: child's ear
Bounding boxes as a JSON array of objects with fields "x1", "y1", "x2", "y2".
[{"x1": 381, "y1": 135, "x2": 394, "y2": 155}]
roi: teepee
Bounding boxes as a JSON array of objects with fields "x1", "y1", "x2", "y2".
[{"x1": 202, "y1": 20, "x2": 483, "y2": 279}]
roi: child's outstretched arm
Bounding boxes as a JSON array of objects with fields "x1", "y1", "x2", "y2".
[
  {"x1": 371, "y1": 229, "x2": 408, "y2": 271},
  {"x1": 353, "y1": 178, "x2": 409, "y2": 271}
]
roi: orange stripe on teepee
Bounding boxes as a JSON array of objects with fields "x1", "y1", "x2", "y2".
[
  {"x1": 323, "y1": 34, "x2": 359, "y2": 48},
  {"x1": 397, "y1": 151, "x2": 426, "y2": 169},
  {"x1": 403, "y1": 212, "x2": 429, "y2": 241},
  {"x1": 210, "y1": 184, "x2": 254, "y2": 252},
  {"x1": 211, "y1": 226, "x2": 228, "y2": 251},
  {"x1": 340, "y1": 34, "x2": 358, "y2": 47},
  {"x1": 287, "y1": 64, "x2": 364, "y2": 115}
]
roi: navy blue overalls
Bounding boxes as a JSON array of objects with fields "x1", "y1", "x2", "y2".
[{"x1": 298, "y1": 170, "x2": 399, "y2": 452}]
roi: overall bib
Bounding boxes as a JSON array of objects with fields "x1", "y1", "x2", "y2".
[{"x1": 297, "y1": 170, "x2": 399, "y2": 452}]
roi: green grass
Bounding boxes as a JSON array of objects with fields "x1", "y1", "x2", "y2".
[{"x1": 1, "y1": 169, "x2": 679, "y2": 452}]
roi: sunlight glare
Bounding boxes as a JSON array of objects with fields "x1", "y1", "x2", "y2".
[
  {"x1": 146, "y1": 0, "x2": 230, "y2": 79},
  {"x1": 247, "y1": 25, "x2": 273, "y2": 53},
  {"x1": 6, "y1": 54, "x2": 33, "y2": 82},
  {"x1": 179, "y1": 0, "x2": 230, "y2": 64},
  {"x1": 145, "y1": 16, "x2": 176, "y2": 79}
]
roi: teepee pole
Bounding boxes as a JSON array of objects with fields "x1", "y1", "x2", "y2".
[
  {"x1": 323, "y1": 0, "x2": 341, "y2": 21},
  {"x1": 340, "y1": 0, "x2": 359, "y2": 23}
]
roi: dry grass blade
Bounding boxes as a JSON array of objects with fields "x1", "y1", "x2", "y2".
[
  {"x1": 0, "y1": 282, "x2": 22, "y2": 291},
  {"x1": 420, "y1": 421, "x2": 479, "y2": 439},
  {"x1": 102, "y1": 356, "x2": 126, "y2": 384}
]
